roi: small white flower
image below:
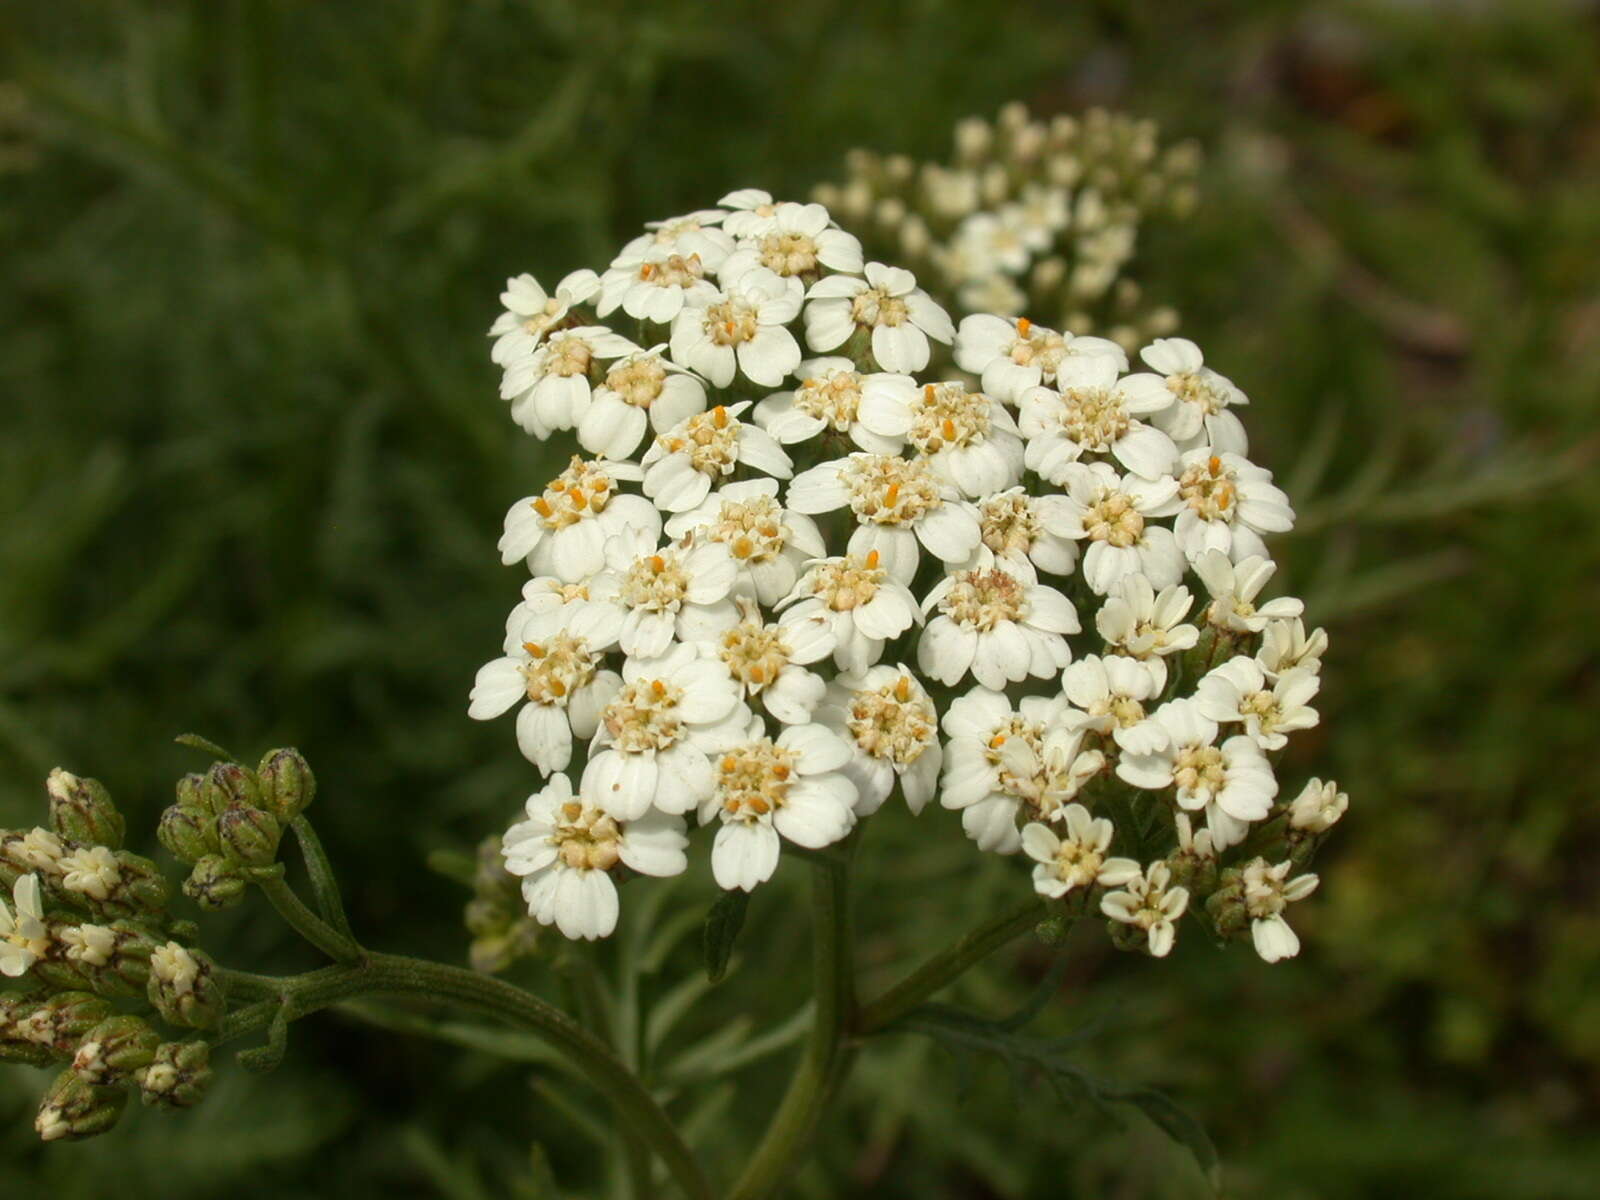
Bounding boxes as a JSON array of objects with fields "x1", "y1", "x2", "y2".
[
  {"x1": 6, "y1": 828, "x2": 64, "y2": 872},
  {"x1": 1101, "y1": 862, "x2": 1190, "y2": 958},
  {"x1": 0, "y1": 874, "x2": 49, "y2": 978},
  {"x1": 714, "y1": 608, "x2": 835, "y2": 724},
  {"x1": 1009, "y1": 183, "x2": 1071, "y2": 247},
  {"x1": 499, "y1": 456, "x2": 656, "y2": 582},
  {"x1": 858, "y1": 381, "x2": 1024, "y2": 498},
  {"x1": 1020, "y1": 356, "x2": 1178, "y2": 482},
  {"x1": 778, "y1": 551, "x2": 922, "y2": 673},
  {"x1": 58, "y1": 846, "x2": 120, "y2": 901},
  {"x1": 1193, "y1": 551, "x2": 1304, "y2": 634},
  {"x1": 642, "y1": 403, "x2": 794, "y2": 514},
  {"x1": 939, "y1": 691, "x2": 1102, "y2": 853},
  {"x1": 954, "y1": 314, "x2": 1127, "y2": 404},
  {"x1": 787, "y1": 453, "x2": 980, "y2": 584},
  {"x1": 753, "y1": 358, "x2": 905, "y2": 454},
  {"x1": 1060, "y1": 654, "x2": 1168, "y2": 752},
  {"x1": 950, "y1": 211, "x2": 1030, "y2": 275},
  {"x1": 956, "y1": 273, "x2": 1027, "y2": 319},
  {"x1": 1120, "y1": 338, "x2": 1250, "y2": 455},
  {"x1": 596, "y1": 526, "x2": 741, "y2": 659},
  {"x1": 820, "y1": 664, "x2": 942, "y2": 815},
  {"x1": 503, "y1": 774, "x2": 687, "y2": 941},
  {"x1": 501, "y1": 326, "x2": 639, "y2": 437},
  {"x1": 500, "y1": 576, "x2": 610, "y2": 653},
  {"x1": 670, "y1": 268, "x2": 803, "y2": 388},
  {"x1": 150, "y1": 942, "x2": 200, "y2": 994},
  {"x1": 1055, "y1": 462, "x2": 1185, "y2": 595},
  {"x1": 972, "y1": 488, "x2": 1080, "y2": 576},
  {"x1": 919, "y1": 554, "x2": 1077, "y2": 691},
  {"x1": 664, "y1": 479, "x2": 826, "y2": 607},
  {"x1": 1256, "y1": 617, "x2": 1328, "y2": 680},
  {"x1": 1117, "y1": 698, "x2": 1277, "y2": 847},
  {"x1": 700, "y1": 722, "x2": 859, "y2": 892},
  {"x1": 611, "y1": 211, "x2": 734, "y2": 278},
  {"x1": 584, "y1": 644, "x2": 748, "y2": 819},
  {"x1": 804, "y1": 262, "x2": 954, "y2": 373},
  {"x1": 1172, "y1": 450, "x2": 1294, "y2": 563},
  {"x1": 59, "y1": 923, "x2": 117, "y2": 968},
  {"x1": 1195, "y1": 657, "x2": 1320, "y2": 750},
  {"x1": 1288, "y1": 778, "x2": 1348, "y2": 834},
  {"x1": 1095, "y1": 574, "x2": 1199, "y2": 660},
  {"x1": 598, "y1": 245, "x2": 724, "y2": 324},
  {"x1": 488, "y1": 269, "x2": 601, "y2": 367},
  {"x1": 577, "y1": 346, "x2": 708, "y2": 460},
  {"x1": 719, "y1": 201, "x2": 864, "y2": 282},
  {"x1": 718, "y1": 188, "x2": 784, "y2": 239},
  {"x1": 1240, "y1": 858, "x2": 1319, "y2": 963},
  {"x1": 469, "y1": 601, "x2": 624, "y2": 774},
  {"x1": 1021, "y1": 806, "x2": 1141, "y2": 898}
]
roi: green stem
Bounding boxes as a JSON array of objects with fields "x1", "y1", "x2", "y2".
[
  {"x1": 254, "y1": 871, "x2": 363, "y2": 963},
  {"x1": 220, "y1": 953, "x2": 714, "y2": 1200},
  {"x1": 855, "y1": 897, "x2": 1044, "y2": 1035},
  {"x1": 727, "y1": 850, "x2": 856, "y2": 1200},
  {"x1": 290, "y1": 817, "x2": 354, "y2": 938}
]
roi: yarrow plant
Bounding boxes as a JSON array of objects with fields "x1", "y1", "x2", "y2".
[{"x1": 6, "y1": 105, "x2": 1346, "y2": 1200}]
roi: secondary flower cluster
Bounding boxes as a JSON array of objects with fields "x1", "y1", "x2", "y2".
[
  {"x1": 473, "y1": 189, "x2": 1344, "y2": 963},
  {"x1": 2, "y1": 770, "x2": 219, "y2": 1142},
  {"x1": 814, "y1": 103, "x2": 1199, "y2": 351}
]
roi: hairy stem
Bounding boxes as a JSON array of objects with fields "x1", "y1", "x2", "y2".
[
  {"x1": 855, "y1": 897, "x2": 1044, "y2": 1035},
  {"x1": 254, "y1": 871, "x2": 363, "y2": 963},
  {"x1": 727, "y1": 849, "x2": 856, "y2": 1200}
]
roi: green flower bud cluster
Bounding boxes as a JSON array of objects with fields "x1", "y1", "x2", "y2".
[
  {"x1": 158, "y1": 749, "x2": 315, "y2": 908},
  {"x1": 815, "y1": 102, "x2": 1199, "y2": 345},
  {"x1": 2, "y1": 768, "x2": 223, "y2": 1143},
  {"x1": 464, "y1": 835, "x2": 542, "y2": 975}
]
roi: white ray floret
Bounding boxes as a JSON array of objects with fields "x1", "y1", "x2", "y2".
[
  {"x1": 1193, "y1": 551, "x2": 1304, "y2": 635},
  {"x1": 804, "y1": 262, "x2": 954, "y2": 373},
  {"x1": 1195, "y1": 657, "x2": 1321, "y2": 751},
  {"x1": 0, "y1": 874, "x2": 49, "y2": 978},
  {"x1": 642, "y1": 403, "x2": 794, "y2": 514},
  {"x1": 954, "y1": 314, "x2": 1127, "y2": 404},
  {"x1": 1019, "y1": 355, "x2": 1178, "y2": 482},
  {"x1": 919, "y1": 553, "x2": 1077, "y2": 691},
  {"x1": 595, "y1": 526, "x2": 741, "y2": 659},
  {"x1": 819, "y1": 664, "x2": 942, "y2": 816},
  {"x1": 1054, "y1": 461, "x2": 1185, "y2": 595},
  {"x1": 1172, "y1": 450, "x2": 1294, "y2": 563},
  {"x1": 752, "y1": 358, "x2": 906, "y2": 454},
  {"x1": 777, "y1": 550, "x2": 921, "y2": 674},
  {"x1": 1095, "y1": 574, "x2": 1200, "y2": 660},
  {"x1": 664, "y1": 479, "x2": 826, "y2": 607},
  {"x1": 670, "y1": 268, "x2": 804, "y2": 388},
  {"x1": 1059, "y1": 654, "x2": 1169, "y2": 753},
  {"x1": 1021, "y1": 806, "x2": 1141, "y2": 899},
  {"x1": 1120, "y1": 337, "x2": 1250, "y2": 455},
  {"x1": 719, "y1": 201, "x2": 864, "y2": 282},
  {"x1": 715, "y1": 606, "x2": 835, "y2": 725},
  {"x1": 1101, "y1": 862, "x2": 1189, "y2": 958},
  {"x1": 500, "y1": 326, "x2": 639, "y2": 438},
  {"x1": 498, "y1": 456, "x2": 656, "y2": 582},
  {"x1": 488, "y1": 269, "x2": 601, "y2": 368},
  {"x1": 576, "y1": 346, "x2": 708, "y2": 460},
  {"x1": 1240, "y1": 858, "x2": 1319, "y2": 963},
  {"x1": 502, "y1": 774, "x2": 687, "y2": 941}
]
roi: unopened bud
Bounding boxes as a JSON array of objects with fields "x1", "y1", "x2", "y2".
[
  {"x1": 46, "y1": 769, "x2": 125, "y2": 850},
  {"x1": 1205, "y1": 870, "x2": 1250, "y2": 939},
  {"x1": 218, "y1": 803, "x2": 281, "y2": 867},
  {"x1": 183, "y1": 854, "x2": 248, "y2": 911},
  {"x1": 139, "y1": 1039, "x2": 212, "y2": 1109},
  {"x1": 158, "y1": 805, "x2": 219, "y2": 865},
  {"x1": 21, "y1": 992, "x2": 114, "y2": 1052},
  {"x1": 147, "y1": 943, "x2": 226, "y2": 1029},
  {"x1": 256, "y1": 747, "x2": 316, "y2": 822},
  {"x1": 35, "y1": 1069, "x2": 127, "y2": 1142},
  {"x1": 202, "y1": 762, "x2": 260, "y2": 816},
  {"x1": 71, "y1": 1015, "x2": 160, "y2": 1084},
  {"x1": 112, "y1": 850, "x2": 170, "y2": 913},
  {"x1": 174, "y1": 772, "x2": 208, "y2": 812}
]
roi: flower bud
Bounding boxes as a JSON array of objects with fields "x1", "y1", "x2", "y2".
[
  {"x1": 174, "y1": 771, "x2": 208, "y2": 812},
  {"x1": 139, "y1": 1040, "x2": 212, "y2": 1109},
  {"x1": 147, "y1": 943, "x2": 226, "y2": 1029},
  {"x1": 35, "y1": 1069, "x2": 127, "y2": 1142},
  {"x1": 20, "y1": 992, "x2": 114, "y2": 1052},
  {"x1": 183, "y1": 854, "x2": 248, "y2": 911},
  {"x1": 202, "y1": 762, "x2": 260, "y2": 817},
  {"x1": 2, "y1": 1038, "x2": 56, "y2": 1066},
  {"x1": 1204, "y1": 869, "x2": 1250, "y2": 939},
  {"x1": 158, "y1": 804, "x2": 219, "y2": 864},
  {"x1": 71, "y1": 1015, "x2": 161, "y2": 1084},
  {"x1": 46, "y1": 769, "x2": 125, "y2": 850},
  {"x1": 112, "y1": 850, "x2": 171, "y2": 913},
  {"x1": 256, "y1": 748, "x2": 316, "y2": 822},
  {"x1": 217, "y1": 803, "x2": 281, "y2": 867}
]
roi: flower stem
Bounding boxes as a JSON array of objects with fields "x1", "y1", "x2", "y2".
[
  {"x1": 727, "y1": 848, "x2": 856, "y2": 1200},
  {"x1": 855, "y1": 897, "x2": 1044, "y2": 1034},
  {"x1": 219, "y1": 953, "x2": 715, "y2": 1200},
  {"x1": 254, "y1": 871, "x2": 364, "y2": 963}
]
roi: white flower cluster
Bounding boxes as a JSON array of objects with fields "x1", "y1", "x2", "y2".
[
  {"x1": 815, "y1": 104, "x2": 1200, "y2": 351},
  {"x1": 471, "y1": 190, "x2": 1342, "y2": 960}
]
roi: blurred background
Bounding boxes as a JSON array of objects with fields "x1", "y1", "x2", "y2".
[{"x1": 2, "y1": 2, "x2": 1597, "y2": 1197}]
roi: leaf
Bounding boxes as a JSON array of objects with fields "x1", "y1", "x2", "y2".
[
  {"x1": 899, "y1": 1003, "x2": 1218, "y2": 1190},
  {"x1": 174, "y1": 732, "x2": 239, "y2": 762},
  {"x1": 702, "y1": 889, "x2": 750, "y2": 984}
]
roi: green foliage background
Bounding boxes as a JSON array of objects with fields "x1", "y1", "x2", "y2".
[{"x1": 2, "y1": 1, "x2": 1597, "y2": 1196}]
